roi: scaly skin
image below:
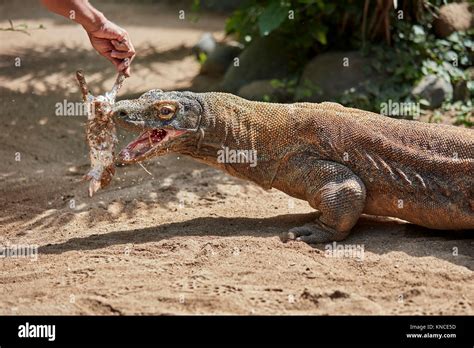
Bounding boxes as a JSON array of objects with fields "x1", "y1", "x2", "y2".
[{"x1": 111, "y1": 91, "x2": 474, "y2": 243}]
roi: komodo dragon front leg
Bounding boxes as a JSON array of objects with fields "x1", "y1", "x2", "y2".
[{"x1": 274, "y1": 153, "x2": 366, "y2": 243}]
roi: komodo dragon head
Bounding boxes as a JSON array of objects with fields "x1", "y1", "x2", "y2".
[{"x1": 112, "y1": 90, "x2": 205, "y2": 163}]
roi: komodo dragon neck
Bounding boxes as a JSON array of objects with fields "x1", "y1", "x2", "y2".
[{"x1": 174, "y1": 92, "x2": 299, "y2": 187}]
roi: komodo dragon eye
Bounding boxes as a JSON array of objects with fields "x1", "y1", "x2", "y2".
[{"x1": 155, "y1": 103, "x2": 177, "y2": 120}]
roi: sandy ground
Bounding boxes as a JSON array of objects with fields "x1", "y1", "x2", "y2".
[{"x1": 0, "y1": 1, "x2": 472, "y2": 315}]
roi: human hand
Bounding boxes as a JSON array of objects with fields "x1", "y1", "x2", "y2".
[{"x1": 85, "y1": 20, "x2": 135, "y2": 76}]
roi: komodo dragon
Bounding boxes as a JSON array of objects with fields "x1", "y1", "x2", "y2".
[{"x1": 111, "y1": 91, "x2": 474, "y2": 243}]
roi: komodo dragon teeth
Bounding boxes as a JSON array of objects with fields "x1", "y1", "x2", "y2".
[{"x1": 75, "y1": 70, "x2": 127, "y2": 197}]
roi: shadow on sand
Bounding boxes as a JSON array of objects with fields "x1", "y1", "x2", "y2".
[{"x1": 38, "y1": 213, "x2": 473, "y2": 270}]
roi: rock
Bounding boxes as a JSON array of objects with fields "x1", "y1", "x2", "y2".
[
  {"x1": 434, "y1": 2, "x2": 473, "y2": 38},
  {"x1": 238, "y1": 79, "x2": 292, "y2": 102},
  {"x1": 453, "y1": 80, "x2": 469, "y2": 102},
  {"x1": 465, "y1": 67, "x2": 474, "y2": 81},
  {"x1": 411, "y1": 75, "x2": 453, "y2": 108},
  {"x1": 192, "y1": 33, "x2": 216, "y2": 58},
  {"x1": 237, "y1": 80, "x2": 279, "y2": 101},
  {"x1": 295, "y1": 51, "x2": 377, "y2": 102},
  {"x1": 219, "y1": 34, "x2": 292, "y2": 93},
  {"x1": 200, "y1": 43, "x2": 243, "y2": 76}
]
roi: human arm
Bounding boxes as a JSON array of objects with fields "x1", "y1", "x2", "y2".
[{"x1": 41, "y1": 0, "x2": 135, "y2": 76}]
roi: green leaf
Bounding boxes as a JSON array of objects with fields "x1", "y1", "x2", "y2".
[
  {"x1": 419, "y1": 98, "x2": 430, "y2": 106},
  {"x1": 191, "y1": 0, "x2": 200, "y2": 12},
  {"x1": 310, "y1": 24, "x2": 328, "y2": 45},
  {"x1": 412, "y1": 25, "x2": 425, "y2": 37},
  {"x1": 467, "y1": 81, "x2": 474, "y2": 93},
  {"x1": 436, "y1": 39, "x2": 450, "y2": 47},
  {"x1": 444, "y1": 50, "x2": 458, "y2": 63},
  {"x1": 270, "y1": 79, "x2": 285, "y2": 88},
  {"x1": 410, "y1": 24, "x2": 426, "y2": 43},
  {"x1": 198, "y1": 52, "x2": 207, "y2": 64},
  {"x1": 258, "y1": 1, "x2": 289, "y2": 36}
]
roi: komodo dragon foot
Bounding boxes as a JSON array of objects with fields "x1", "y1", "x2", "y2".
[
  {"x1": 275, "y1": 154, "x2": 367, "y2": 244},
  {"x1": 283, "y1": 220, "x2": 348, "y2": 244}
]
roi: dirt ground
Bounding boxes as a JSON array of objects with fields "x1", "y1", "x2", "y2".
[{"x1": 0, "y1": 1, "x2": 472, "y2": 315}]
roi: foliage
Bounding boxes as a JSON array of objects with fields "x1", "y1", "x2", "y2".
[
  {"x1": 433, "y1": 100, "x2": 473, "y2": 127},
  {"x1": 225, "y1": 0, "x2": 472, "y2": 125},
  {"x1": 198, "y1": 52, "x2": 208, "y2": 65},
  {"x1": 225, "y1": 0, "x2": 348, "y2": 65},
  {"x1": 342, "y1": 21, "x2": 473, "y2": 114}
]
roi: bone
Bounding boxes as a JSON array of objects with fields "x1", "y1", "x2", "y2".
[
  {"x1": 107, "y1": 73, "x2": 127, "y2": 103},
  {"x1": 75, "y1": 70, "x2": 92, "y2": 103}
]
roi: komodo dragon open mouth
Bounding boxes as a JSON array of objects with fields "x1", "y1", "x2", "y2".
[{"x1": 118, "y1": 128, "x2": 186, "y2": 163}]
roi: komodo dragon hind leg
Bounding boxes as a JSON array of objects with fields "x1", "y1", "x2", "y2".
[{"x1": 276, "y1": 155, "x2": 366, "y2": 244}]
